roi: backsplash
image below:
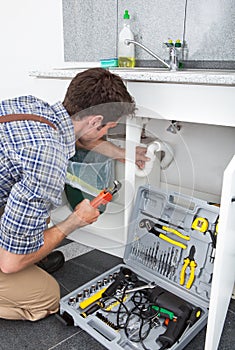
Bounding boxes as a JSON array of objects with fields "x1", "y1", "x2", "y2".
[{"x1": 63, "y1": 0, "x2": 235, "y2": 63}]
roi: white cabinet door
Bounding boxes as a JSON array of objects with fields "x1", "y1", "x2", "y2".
[{"x1": 205, "y1": 155, "x2": 235, "y2": 350}]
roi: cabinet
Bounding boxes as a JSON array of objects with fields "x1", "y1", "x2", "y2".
[
  {"x1": 125, "y1": 80, "x2": 235, "y2": 350},
  {"x1": 31, "y1": 70, "x2": 235, "y2": 349}
]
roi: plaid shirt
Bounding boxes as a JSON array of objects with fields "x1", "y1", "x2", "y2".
[{"x1": 0, "y1": 95, "x2": 75, "y2": 254}]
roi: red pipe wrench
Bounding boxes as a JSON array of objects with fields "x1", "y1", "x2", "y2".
[{"x1": 90, "y1": 180, "x2": 122, "y2": 209}]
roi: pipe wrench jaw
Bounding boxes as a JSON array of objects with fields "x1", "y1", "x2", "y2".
[
  {"x1": 90, "y1": 180, "x2": 122, "y2": 208},
  {"x1": 109, "y1": 180, "x2": 122, "y2": 195},
  {"x1": 139, "y1": 219, "x2": 155, "y2": 231}
]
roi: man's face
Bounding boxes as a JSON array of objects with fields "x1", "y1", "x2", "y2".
[{"x1": 79, "y1": 116, "x2": 118, "y2": 144}]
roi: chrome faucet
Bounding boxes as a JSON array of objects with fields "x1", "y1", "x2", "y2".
[{"x1": 124, "y1": 39, "x2": 178, "y2": 71}]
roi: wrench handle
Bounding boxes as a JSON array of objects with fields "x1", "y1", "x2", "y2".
[{"x1": 90, "y1": 190, "x2": 113, "y2": 208}]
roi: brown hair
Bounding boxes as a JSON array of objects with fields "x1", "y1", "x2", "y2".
[{"x1": 63, "y1": 68, "x2": 135, "y2": 124}]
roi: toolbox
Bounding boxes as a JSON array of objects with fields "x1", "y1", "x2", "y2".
[{"x1": 60, "y1": 185, "x2": 219, "y2": 350}]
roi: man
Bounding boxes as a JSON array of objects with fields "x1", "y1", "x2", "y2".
[{"x1": 0, "y1": 68, "x2": 148, "y2": 321}]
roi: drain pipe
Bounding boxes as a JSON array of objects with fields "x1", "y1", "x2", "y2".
[{"x1": 135, "y1": 141, "x2": 174, "y2": 177}]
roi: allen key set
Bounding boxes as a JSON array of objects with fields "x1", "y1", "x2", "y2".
[{"x1": 60, "y1": 186, "x2": 220, "y2": 349}]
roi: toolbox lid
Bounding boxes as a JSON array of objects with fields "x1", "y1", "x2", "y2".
[{"x1": 124, "y1": 185, "x2": 219, "y2": 305}]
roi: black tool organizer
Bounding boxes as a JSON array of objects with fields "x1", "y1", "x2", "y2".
[{"x1": 60, "y1": 186, "x2": 219, "y2": 350}]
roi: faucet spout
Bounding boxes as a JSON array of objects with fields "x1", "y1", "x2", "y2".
[
  {"x1": 124, "y1": 39, "x2": 178, "y2": 70},
  {"x1": 125, "y1": 39, "x2": 171, "y2": 69}
]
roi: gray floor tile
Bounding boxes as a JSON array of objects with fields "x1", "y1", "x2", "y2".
[
  {"x1": 49, "y1": 330, "x2": 105, "y2": 350},
  {"x1": 52, "y1": 250, "x2": 122, "y2": 296},
  {"x1": 0, "y1": 315, "x2": 80, "y2": 350}
]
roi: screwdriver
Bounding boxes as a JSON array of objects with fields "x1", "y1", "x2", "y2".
[{"x1": 178, "y1": 307, "x2": 202, "y2": 341}]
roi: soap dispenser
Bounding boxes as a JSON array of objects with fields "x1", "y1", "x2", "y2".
[{"x1": 118, "y1": 10, "x2": 135, "y2": 68}]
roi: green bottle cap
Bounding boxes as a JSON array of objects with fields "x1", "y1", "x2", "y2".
[
  {"x1": 175, "y1": 39, "x2": 182, "y2": 47},
  {"x1": 124, "y1": 10, "x2": 130, "y2": 19}
]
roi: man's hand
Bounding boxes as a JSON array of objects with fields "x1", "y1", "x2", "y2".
[
  {"x1": 75, "y1": 139, "x2": 150, "y2": 169},
  {"x1": 135, "y1": 146, "x2": 150, "y2": 169},
  {"x1": 72, "y1": 199, "x2": 100, "y2": 227},
  {"x1": 57, "y1": 199, "x2": 100, "y2": 237},
  {"x1": 118, "y1": 145, "x2": 150, "y2": 169},
  {"x1": 0, "y1": 199, "x2": 100, "y2": 274}
]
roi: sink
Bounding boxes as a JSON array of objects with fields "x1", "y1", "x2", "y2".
[
  {"x1": 110, "y1": 67, "x2": 235, "y2": 75},
  {"x1": 111, "y1": 67, "x2": 167, "y2": 71},
  {"x1": 177, "y1": 68, "x2": 235, "y2": 74},
  {"x1": 52, "y1": 65, "x2": 235, "y2": 75}
]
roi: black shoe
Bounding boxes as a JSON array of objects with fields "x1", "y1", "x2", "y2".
[{"x1": 37, "y1": 251, "x2": 65, "y2": 273}]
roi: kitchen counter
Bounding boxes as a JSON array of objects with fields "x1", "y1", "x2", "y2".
[{"x1": 30, "y1": 65, "x2": 235, "y2": 86}]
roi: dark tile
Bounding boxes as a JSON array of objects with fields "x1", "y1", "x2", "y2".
[
  {"x1": 0, "y1": 314, "x2": 79, "y2": 350},
  {"x1": 184, "y1": 327, "x2": 206, "y2": 349},
  {"x1": 70, "y1": 249, "x2": 123, "y2": 274},
  {"x1": 228, "y1": 298, "x2": 235, "y2": 313},
  {"x1": 53, "y1": 259, "x2": 102, "y2": 296},
  {"x1": 52, "y1": 330, "x2": 105, "y2": 350},
  {"x1": 53, "y1": 250, "x2": 123, "y2": 296}
]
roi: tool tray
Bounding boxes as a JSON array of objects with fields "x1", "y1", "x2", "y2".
[{"x1": 60, "y1": 186, "x2": 219, "y2": 350}]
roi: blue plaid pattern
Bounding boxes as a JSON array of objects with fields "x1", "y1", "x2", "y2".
[{"x1": 0, "y1": 95, "x2": 75, "y2": 254}]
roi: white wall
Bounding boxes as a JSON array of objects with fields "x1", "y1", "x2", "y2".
[{"x1": 0, "y1": 0, "x2": 65, "y2": 101}]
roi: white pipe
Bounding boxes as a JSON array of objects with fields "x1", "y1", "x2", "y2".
[{"x1": 135, "y1": 141, "x2": 174, "y2": 177}]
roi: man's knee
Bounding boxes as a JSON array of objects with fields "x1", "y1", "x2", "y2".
[{"x1": 0, "y1": 265, "x2": 61, "y2": 321}]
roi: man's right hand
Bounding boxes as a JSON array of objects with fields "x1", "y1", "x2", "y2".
[
  {"x1": 56, "y1": 198, "x2": 100, "y2": 238},
  {"x1": 72, "y1": 199, "x2": 100, "y2": 227},
  {"x1": 0, "y1": 199, "x2": 100, "y2": 274}
]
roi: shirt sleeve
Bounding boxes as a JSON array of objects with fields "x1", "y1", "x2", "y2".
[{"x1": 0, "y1": 144, "x2": 67, "y2": 254}]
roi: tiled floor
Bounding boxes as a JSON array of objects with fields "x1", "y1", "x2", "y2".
[{"x1": 0, "y1": 239, "x2": 234, "y2": 350}]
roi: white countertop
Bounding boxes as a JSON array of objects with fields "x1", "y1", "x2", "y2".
[{"x1": 30, "y1": 63, "x2": 235, "y2": 86}]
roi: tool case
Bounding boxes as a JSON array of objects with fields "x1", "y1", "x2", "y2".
[{"x1": 60, "y1": 185, "x2": 219, "y2": 350}]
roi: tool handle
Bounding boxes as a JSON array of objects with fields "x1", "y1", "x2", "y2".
[
  {"x1": 81, "y1": 303, "x2": 101, "y2": 318},
  {"x1": 186, "y1": 261, "x2": 197, "y2": 289},
  {"x1": 90, "y1": 190, "x2": 113, "y2": 208},
  {"x1": 79, "y1": 287, "x2": 107, "y2": 310},
  {"x1": 162, "y1": 226, "x2": 190, "y2": 241},
  {"x1": 187, "y1": 307, "x2": 202, "y2": 325},
  {"x1": 180, "y1": 258, "x2": 189, "y2": 285},
  {"x1": 158, "y1": 314, "x2": 189, "y2": 348},
  {"x1": 159, "y1": 233, "x2": 187, "y2": 250}
]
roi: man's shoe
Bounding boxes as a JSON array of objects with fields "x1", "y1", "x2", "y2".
[{"x1": 37, "y1": 251, "x2": 65, "y2": 273}]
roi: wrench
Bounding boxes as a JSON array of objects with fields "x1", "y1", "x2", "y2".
[{"x1": 116, "y1": 282, "x2": 156, "y2": 295}]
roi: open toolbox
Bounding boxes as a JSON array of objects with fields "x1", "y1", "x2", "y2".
[{"x1": 60, "y1": 185, "x2": 219, "y2": 350}]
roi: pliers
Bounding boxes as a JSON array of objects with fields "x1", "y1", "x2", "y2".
[
  {"x1": 139, "y1": 219, "x2": 187, "y2": 250},
  {"x1": 180, "y1": 245, "x2": 197, "y2": 289},
  {"x1": 154, "y1": 222, "x2": 190, "y2": 241}
]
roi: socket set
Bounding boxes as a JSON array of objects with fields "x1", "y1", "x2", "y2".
[{"x1": 60, "y1": 186, "x2": 219, "y2": 349}]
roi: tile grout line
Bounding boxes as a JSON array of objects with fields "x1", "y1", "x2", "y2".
[{"x1": 47, "y1": 329, "x2": 82, "y2": 350}]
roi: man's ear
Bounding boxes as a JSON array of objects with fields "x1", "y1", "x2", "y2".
[{"x1": 88, "y1": 115, "x2": 103, "y2": 128}]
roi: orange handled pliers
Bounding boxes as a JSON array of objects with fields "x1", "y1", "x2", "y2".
[
  {"x1": 180, "y1": 245, "x2": 197, "y2": 289},
  {"x1": 90, "y1": 180, "x2": 121, "y2": 209}
]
